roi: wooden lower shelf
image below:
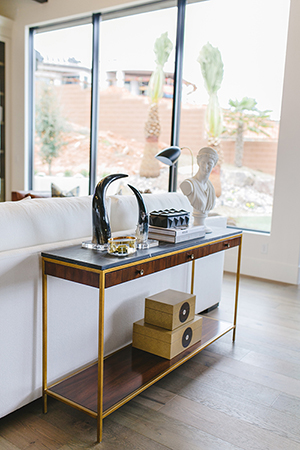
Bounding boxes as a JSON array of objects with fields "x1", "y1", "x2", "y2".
[{"x1": 47, "y1": 316, "x2": 233, "y2": 417}]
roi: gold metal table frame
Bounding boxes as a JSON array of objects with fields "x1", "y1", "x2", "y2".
[{"x1": 42, "y1": 228, "x2": 242, "y2": 443}]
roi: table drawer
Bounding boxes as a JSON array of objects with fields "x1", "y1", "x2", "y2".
[
  {"x1": 208, "y1": 236, "x2": 241, "y2": 255},
  {"x1": 104, "y1": 235, "x2": 241, "y2": 288},
  {"x1": 105, "y1": 252, "x2": 196, "y2": 287},
  {"x1": 44, "y1": 260, "x2": 100, "y2": 288}
]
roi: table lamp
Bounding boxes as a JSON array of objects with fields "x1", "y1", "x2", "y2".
[
  {"x1": 155, "y1": 146, "x2": 194, "y2": 191},
  {"x1": 155, "y1": 146, "x2": 181, "y2": 166}
]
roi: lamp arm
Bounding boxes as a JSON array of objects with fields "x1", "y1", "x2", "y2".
[{"x1": 181, "y1": 146, "x2": 194, "y2": 176}]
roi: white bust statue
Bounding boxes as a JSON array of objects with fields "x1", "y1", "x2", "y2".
[{"x1": 180, "y1": 147, "x2": 219, "y2": 233}]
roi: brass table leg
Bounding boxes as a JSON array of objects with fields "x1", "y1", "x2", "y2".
[
  {"x1": 42, "y1": 260, "x2": 48, "y2": 413},
  {"x1": 232, "y1": 237, "x2": 242, "y2": 342},
  {"x1": 190, "y1": 259, "x2": 195, "y2": 295},
  {"x1": 97, "y1": 272, "x2": 105, "y2": 443}
]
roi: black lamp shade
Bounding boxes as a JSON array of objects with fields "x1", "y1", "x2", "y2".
[{"x1": 155, "y1": 146, "x2": 181, "y2": 166}]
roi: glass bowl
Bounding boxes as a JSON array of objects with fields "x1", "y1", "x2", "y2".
[{"x1": 108, "y1": 236, "x2": 137, "y2": 257}]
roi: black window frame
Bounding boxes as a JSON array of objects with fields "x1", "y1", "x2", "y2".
[{"x1": 28, "y1": 0, "x2": 187, "y2": 194}]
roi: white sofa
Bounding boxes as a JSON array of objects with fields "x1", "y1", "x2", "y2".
[{"x1": 0, "y1": 192, "x2": 226, "y2": 418}]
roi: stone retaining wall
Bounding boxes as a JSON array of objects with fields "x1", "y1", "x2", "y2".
[{"x1": 56, "y1": 84, "x2": 278, "y2": 176}]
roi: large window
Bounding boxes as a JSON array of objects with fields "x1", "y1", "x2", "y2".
[
  {"x1": 30, "y1": 5, "x2": 179, "y2": 198},
  {"x1": 178, "y1": 0, "x2": 290, "y2": 232},
  {"x1": 29, "y1": 0, "x2": 290, "y2": 232},
  {"x1": 32, "y1": 22, "x2": 93, "y2": 196},
  {"x1": 97, "y1": 8, "x2": 177, "y2": 195}
]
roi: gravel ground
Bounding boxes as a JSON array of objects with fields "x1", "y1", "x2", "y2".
[{"x1": 34, "y1": 129, "x2": 274, "y2": 231}]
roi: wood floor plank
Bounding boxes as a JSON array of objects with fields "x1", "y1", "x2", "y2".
[
  {"x1": 131, "y1": 385, "x2": 177, "y2": 411},
  {"x1": 33, "y1": 399, "x2": 99, "y2": 448},
  {"x1": 2, "y1": 273, "x2": 300, "y2": 449},
  {"x1": 167, "y1": 355, "x2": 281, "y2": 406},
  {"x1": 0, "y1": 410, "x2": 74, "y2": 450},
  {"x1": 196, "y1": 343, "x2": 300, "y2": 400},
  {"x1": 209, "y1": 307, "x2": 300, "y2": 345},
  {"x1": 198, "y1": 344, "x2": 300, "y2": 400},
  {"x1": 220, "y1": 302, "x2": 300, "y2": 332},
  {"x1": 0, "y1": 436, "x2": 20, "y2": 450},
  {"x1": 272, "y1": 393, "x2": 300, "y2": 418},
  {"x1": 164, "y1": 373, "x2": 300, "y2": 443},
  {"x1": 102, "y1": 414, "x2": 172, "y2": 450},
  {"x1": 198, "y1": 345, "x2": 300, "y2": 383},
  {"x1": 110, "y1": 402, "x2": 243, "y2": 450},
  {"x1": 160, "y1": 395, "x2": 300, "y2": 450},
  {"x1": 239, "y1": 350, "x2": 300, "y2": 380},
  {"x1": 205, "y1": 332, "x2": 300, "y2": 367}
]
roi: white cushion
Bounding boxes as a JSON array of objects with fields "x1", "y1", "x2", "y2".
[{"x1": 0, "y1": 196, "x2": 93, "y2": 252}]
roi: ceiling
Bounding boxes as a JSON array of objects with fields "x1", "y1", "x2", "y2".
[{"x1": 0, "y1": 0, "x2": 47, "y2": 20}]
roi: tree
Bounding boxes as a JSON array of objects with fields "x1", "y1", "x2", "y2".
[
  {"x1": 197, "y1": 42, "x2": 224, "y2": 155},
  {"x1": 224, "y1": 97, "x2": 272, "y2": 167},
  {"x1": 35, "y1": 83, "x2": 66, "y2": 175},
  {"x1": 140, "y1": 32, "x2": 173, "y2": 178}
]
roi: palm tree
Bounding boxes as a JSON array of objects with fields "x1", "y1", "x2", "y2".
[
  {"x1": 224, "y1": 97, "x2": 272, "y2": 167},
  {"x1": 197, "y1": 42, "x2": 224, "y2": 156},
  {"x1": 197, "y1": 42, "x2": 224, "y2": 196},
  {"x1": 140, "y1": 32, "x2": 173, "y2": 178}
]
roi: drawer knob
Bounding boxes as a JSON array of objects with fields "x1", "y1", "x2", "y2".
[
  {"x1": 138, "y1": 269, "x2": 144, "y2": 276},
  {"x1": 188, "y1": 253, "x2": 195, "y2": 260},
  {"x1": 224, "y1": 242, "x2": 230, "y2": 248}
]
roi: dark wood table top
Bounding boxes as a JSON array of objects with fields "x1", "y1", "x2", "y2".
[{"x1": 42, "y1": 227, "x2": 242, "y2": 272}]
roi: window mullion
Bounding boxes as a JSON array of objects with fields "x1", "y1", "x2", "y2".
[
  {"x1": 169, "y1": 0, "x2": 186, "y2": 192},
  {"x1": 89, "y1": 13, "x2": 101, "y2": 194},
  {"x1": 28, "y1": 27, "x2": 36, "y2": 190}
]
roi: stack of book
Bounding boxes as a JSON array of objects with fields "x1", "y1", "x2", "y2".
[{"x1": 148, "y1": 224, "x2": 205, "y2": 243}]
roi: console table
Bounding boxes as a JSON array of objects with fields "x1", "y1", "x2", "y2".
[{"x1": 42, "y1": 227, "x2": 242, "y2": 443}]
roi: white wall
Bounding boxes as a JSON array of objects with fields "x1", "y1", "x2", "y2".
[
  {"x1": 224, "y1": 0, "x2": 300, "y2": 285},
  {"x1": 5, "y1": 0, "x2": 300, "y2": 284}
]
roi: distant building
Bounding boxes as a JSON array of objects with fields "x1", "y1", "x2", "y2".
[
  {"x1": 35, "y1": 51, "x2": 91, "y2": 88},
  {"x1": 35, "y1": 51, "x2": 195, "y2": 98}
]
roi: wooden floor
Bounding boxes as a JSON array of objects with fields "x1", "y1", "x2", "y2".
[{"x1": 1, "y1": 273, "x2": 300, "y2": 449}]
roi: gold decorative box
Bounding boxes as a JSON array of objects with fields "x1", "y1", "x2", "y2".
[
  {"x1": 132, "y1": 315, "x2": 202, "y2": 360},
  {"x1": 144, "y1": 289, "x2": 196, "y2": 330}
]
